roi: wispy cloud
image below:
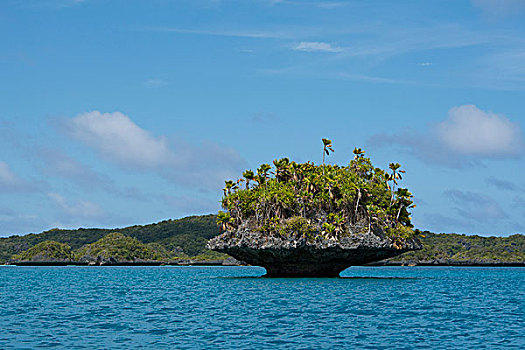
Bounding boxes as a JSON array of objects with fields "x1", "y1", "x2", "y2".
[
  {"x1": 477, "y1": 49, "x2": 525, "y2": 90},
  {"x1": 14, "y1": 0, "x2": 88, "y2": 10},
  {"x1": 0, "y1": 162, "x2": 22, "y2": 187},
  {"x1": 261, "y1": 21, "x2": 511, "y2": 88},
  {"x1": 48, "y1": 192, "x2": 104, "y2": 220},
  {"x1": 265, "y1": 0, "x2": 348, "y2": 8},
  {"x1": 133, "y1": 4, "x2": 525, "y2": 90},
  {"x1": 143, "y1": 79, "x2": 169, "y2": 89},
  {"x1": 292, "y1": 41, "x2": 342, "y2": 53},
  {"x1": 338, "y1": 73, "x2": 414, "y2": 85},
  {"x1": 444, "y1": 189, "x2": 507, "y2": 221},
  {"x1": 237, "y1": 48, "x2": 255, "y2": 54},
  {"x1": 161, "y1": 194, "x2": 220, "y2": 214},
  {"x1": 137, "y1": 26, "x2": 295, "y2": 39},
  {"x1": 513, "y1": 196, "x2": 525, "y2": 207},
  {"x1": 46, "y1": 192, "x2": 131, "y2": 229},
  {"x1": 0, "y1": 161, "x2": 37, "y2": 192},
  {"x1": 419, "y1": 189, "x2": 508, "y2": 234},
  {"x1": 421, "y1": 212, "x2": 471, "y2": 233},
  {"x1": 486, "y1": 176, "x2": 522, "y2": 192},
  {"x1": 251, "y1": 112, "x2": 279, "y2": 124},
  {"x1": 472, "y1": 0, "x2": 525, "y2": 18},
  {"x1": 313, "y1": 1, "x2": 348, "y2": 9},
  {"x1": 40, "y1": 148, "x2": 112, "y2": 188},
  {"x1": 38, "y1": 148, "x2": 148, "y2": 200},
  {"x1": 0, "y1": 206, "x2": 41, "y2": 236}
]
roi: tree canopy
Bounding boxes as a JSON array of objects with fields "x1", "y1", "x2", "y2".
[
  {"x1": 12, "y1": 240, "x2": 72, "y2": 261},
  {"x1": 0, "y1": 214, "x2": 220, "y2": 263},
  {"x1": 75, "y1": 232, "x2": 159, "y2": 262},
  {"x1": 5, "y1": 215, "x2": 525, "y2": 265},
  {"x1": 218, "y1": 142, "x2": 416, "y2": 241}
]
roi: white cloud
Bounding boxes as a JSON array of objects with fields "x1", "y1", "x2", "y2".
[
  {"x1": 65, "y1": 111, "x2": 174, "y2": 169},
  {"x1": 293, "y1": 41, "x2": 342, "y2": 53},
  {"x1": 368, "y1": 105, "x2": 524, "y2": 167},
  {"x1": 62, "y1": 111, "x2": 246, "y2": 189},
  {"x1": 437, "y1": 105, "x2": 524, "y2": 156}
]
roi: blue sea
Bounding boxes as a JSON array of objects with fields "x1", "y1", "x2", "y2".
[{"x1": 1, "y1": 266, "x2": 524, "y2": 349}]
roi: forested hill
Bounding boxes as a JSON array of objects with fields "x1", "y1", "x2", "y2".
[
  {"x1": 0, "y1": 214, "x2": 220, "y2": 263},
  {"x1": 1, "y1": 215, "x2": 524, "y2": 265},
  {"x1": 387, "y1": 230, "x2": 525, "y2": 265}
]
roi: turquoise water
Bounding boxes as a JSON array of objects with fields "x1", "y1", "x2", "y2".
[{"x1": 1, "y1": 266, "x2": 524, "y2": 349}]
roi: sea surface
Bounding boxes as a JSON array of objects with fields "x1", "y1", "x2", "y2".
[{"x1": 1, "y1": 266, "x2": 524, "y2": 349}]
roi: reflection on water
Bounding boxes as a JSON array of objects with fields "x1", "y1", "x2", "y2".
[{"x1": 222, "y1": 276, "x2": 420, "y2": 280}]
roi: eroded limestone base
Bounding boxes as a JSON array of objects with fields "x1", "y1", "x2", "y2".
[{"x1": 208, "y1": 229, "x2": 421, "y2": 277}]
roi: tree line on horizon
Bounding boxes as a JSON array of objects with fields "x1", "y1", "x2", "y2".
[
  {"x1": 1, "y1": 214, "x2": 524, "y2": 264},
  {"x1": 0, "y1": 215, "x2": 223, "y2": 263}
]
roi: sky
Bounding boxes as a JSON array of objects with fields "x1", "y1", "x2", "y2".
[{"x1": 1, "y1": 0, "x2": 525, "y2": 237}]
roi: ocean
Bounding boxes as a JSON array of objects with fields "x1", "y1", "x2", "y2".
[{"x1": 1, "y1": 266, "x2": 524, "y2": 349}]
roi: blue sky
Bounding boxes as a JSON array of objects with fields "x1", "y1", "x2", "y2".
[{"x1": 2, "y1": 0, "x2": 525, "y2": 236}]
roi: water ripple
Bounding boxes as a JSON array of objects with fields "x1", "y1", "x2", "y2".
[{"x1": 0, "y1": 266, "x2": 524, "y2": 349}]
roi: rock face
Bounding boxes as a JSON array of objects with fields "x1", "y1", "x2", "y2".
[{"x1": 208, "y1": 228, "x2": 422, "y2": 277}]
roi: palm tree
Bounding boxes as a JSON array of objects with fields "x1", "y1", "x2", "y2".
[
  {"x1": 353, "y1": 147, "x2": 365, "y2": 159},
  {"x1": 388, "y1": 163, "x2": 405, "y2": 204},
  {"x1": 223, "y1": 180, "x2": 235, "y2": 196},
  {"x1": 242, "y1": 170, "x2": 254, "y2": 189},
  {"x1": 273, "y1": 158, "x2": 290, "y2": 183},
  {"x1": 217, "y1": 211, "x2": 234, "y2": 231},
  {"x1": 258, "y1": 164, "x2": 272, "y2": 179},
  {"x1": 321, "y1": 138, "x2": 334, "y2": 177},
  {"x1": 254, "y1": 174, "x2": 265, "y2": 186},
  {"x1": 322, "y1": 138, "x2": 334, "y2": 165},
  {"x1": 394, "y1": 188, "x2": 415, "y2": 223}
]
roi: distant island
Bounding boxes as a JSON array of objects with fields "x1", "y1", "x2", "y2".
[
  {"x1": 2, "y1": 216, "x2": 524, "y2": 267},
  {"x1": 2, "y1": 215, "x2": 234, "y2": 266}
]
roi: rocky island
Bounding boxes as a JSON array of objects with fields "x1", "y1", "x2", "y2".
[{"x1": 208, "y1": 140, "x2": 422, "y2": 277}]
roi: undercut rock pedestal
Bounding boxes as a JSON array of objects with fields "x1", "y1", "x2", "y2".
[{"x1": 208, "y1": 228, "x2": 422, "y2": 277}]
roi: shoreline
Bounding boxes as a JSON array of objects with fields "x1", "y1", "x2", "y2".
[
  {"x1": 6, "y1": 260, "x2": 525, "y2": 267},
  {"x1": 368, "y1": 261, "x2": 525, "y2": 267},
  {"x1": 6, "y1": 259, "x2": 239, "y2": 267}
]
